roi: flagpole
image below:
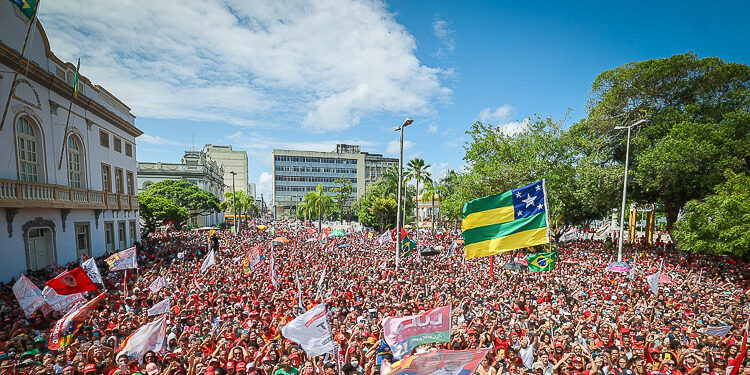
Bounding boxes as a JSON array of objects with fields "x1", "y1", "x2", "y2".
[
  {"x1": 489, "y1": 255, "x2": 494, "y2": 279},
  {"x1": 123, "y1": 269, "x2": 128, "y2": 298},
  {"x1": 0, "y1": 0, "x2": 41, "y2": 131},
  {"x1": 57, "y1": 58, "x2": 80, "y2": 170}
]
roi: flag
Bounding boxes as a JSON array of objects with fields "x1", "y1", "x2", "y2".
[
  {"x1": 628, "y1": 266, "x2": 636, "y2": 281},
  {"x1": 400, "y1": 236, "x2": 416, "y2": 259},
  {"x1": 728, "y1": 316, "x2": 748, "y2": 375},
  {"x1": 48, "y1": 293, "x2": 105, "y2": 350},
  {"x1": 81, "y1": 258, "x2": 103, "y2": 284},
  {"x1": 558, "y1": 227, "x2": 578, "y2": 243},
  {"x1": 595, "y1": 222, "x2": 611, "y2": 236},
  {"x1": 628, "y1": 208, "x2": 637, "y2": 242},
  {"x1": 388, "y1": 349, "x2": 489, "y2": 375},
  {"x1": 527, "y1": 252, "x2": 556, "y2": 272},
  {"x1": 378, "y1": 231, "x2": 394, "y2": 245},
  {"x1": 148, "y1": 277, "x2": 168, "y2": 293},
  {"x1": 42, "y1": 286, "x2": 85, "y2": 313},
  {"x1": 701, "y1": 325, "x2": 732, "y2": 337},
  {"x1": 71, "y1": 58, "x2": 80, "y2": 99},
  {"x1": 382, "y1": 306, "x2": 451, "y2": 360},
  {"x1": 147, "y1": 298, "x2": 171, "y2": 317},
  {"x1": 45, "y1": 267, "x2": 97, "y2": 295},
  {"x1": 645, "y1": 210, "x2": 655, "y2": 246},
  {"x1": 9, "y1": 0, "x2": 38, "y2": 20},
  {"x1": 392, "y1": 227, "x2": 408, "y2": 242},
  {"x1": 281, "y1": 303, "x2": 335, "y2": 357},
  {"x1": 647, "y1": 263, "x2": 662, "y2": 295},
  {"x1": 446, "y1": 240, "x2": 460, "y2": 258},
  {"x1": 118, "y1": 315, "x2": 168, "y2": 363},
  {"x1": 13, "y1": 275, "x2": 44, "y2": 318},
  {"x1": 200, "y1": 250, "x2": 215, "y2": 273},
  {"x1": 105, "y1": 247, "x2": 138, "y2": 271},
  {"x1": 462, "y1": 180, "x2": 549, "y2": 260}
]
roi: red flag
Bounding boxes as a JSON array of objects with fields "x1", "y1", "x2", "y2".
[
  {"x1": 48, "y1": 292, "x2": 105, "y2": 350},
  {"x1": 45, "y1": 267, "x2": 97, "y2": 295},
  {"x1": 391, "y1": 227, "x2": 408, "y2": 242},
  {"x1": 729, "y1": 316, "x2": 749, "y2": 375},
  {"x1": 307, "y1": 228, "x2": 317, "y2": 235}
]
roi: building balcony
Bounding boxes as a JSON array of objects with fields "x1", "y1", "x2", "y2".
[{"x1": 0, "y1": 179, "x2": 139, "y2": 211}]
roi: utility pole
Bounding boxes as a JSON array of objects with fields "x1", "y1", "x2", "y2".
[
  {"x1": 614, "y1": 119, "x2": 646, "y2": 262},
  {"x1": 394, "y1": 118, "x2": 414, "y2": 268},
  {"x1": 230, "y1": 171, "x2": 237, "y2": 233}
]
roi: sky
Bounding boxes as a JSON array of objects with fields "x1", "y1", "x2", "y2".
[{"x1": 37, "y1": 0, "x2": 750, "y2": 200}]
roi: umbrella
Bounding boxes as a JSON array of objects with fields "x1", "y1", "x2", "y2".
[
  {"x1": 607, "y1": 261, "x2": 631, "y2": 273},
  {"x1": 256, "y1": 225, "x2": 268, "y2": 230},
  {"x1": 502, "y1": 262, "x2": 526, "y2": 271},
  {"x1": 329, "y1": 229, "x2": 346, "y2": 237},
  {"x1": 338, "y1": 244, "x2": 349, "y2": 248},
  {"x1": 420, "y1": 247, "x2": 440, "y2": 257},
  {"x1": 272, "y1": 237, "x2": 290, "y2": 244}
]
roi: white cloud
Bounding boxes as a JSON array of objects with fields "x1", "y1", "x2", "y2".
[
  {"x1": 500, "y1": 118, "x2": 531, "y2": 135},
  {"x1": 427, "y1": 162, "x2": 451, "y2": 181},
  {"x1": 138, "y1": 134, "x2": 186, "y2": 147},
  {"x1": 432, "y1": 18, "x2": 455, "y2": 57},
  {"x1": 478, "y1": 104, "x2": 513, "y2": 124},
  {"x1": 428, "y1": 123, "x2": 438, "y2": 134},
  {"x1": 258, "y1": 171, "x2": 273, "y2": 202},
  {"x1": 39, "y1": 0, "x2": 449, "y2": 131},
  {"x1": 386, "y1": 139, "x2": 414, "y2": 156}
]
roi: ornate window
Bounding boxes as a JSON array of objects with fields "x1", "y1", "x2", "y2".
[
  {"x1": 16, "y1": 116, "x2": 42, "y2": 182},
  {"x1": 67, "y1": 136, "x2": 85, "y2": 188}
]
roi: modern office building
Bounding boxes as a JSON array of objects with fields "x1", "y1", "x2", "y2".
[
  {"x1": 204, "y1": 144, "x2": 249, "y2": 194},
  {"x1": 272, "y1": 144, "x2": 397, "y2": 217},
  {"x1": 137, "y1": 150, "x2": 225, "y2": 227},
  {"x1": 0, "y1": 5, "x2": 142, "y2": 281}
]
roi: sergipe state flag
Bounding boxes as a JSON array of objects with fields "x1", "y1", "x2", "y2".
[
  {"x1": 527, "y1": 252, "x2": 556, "y2": 272},
  {"x1": 462, "y1": 180, "x2": 549, "y2": 259}
]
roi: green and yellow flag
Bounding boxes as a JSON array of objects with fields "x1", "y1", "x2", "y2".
[
  {"x1": 10, "y1": 0, "x2": 38, "y2": 20},
  {"x1": 72, "y1": 58, "x2": 80, "y2": 99},
  {"x1": 400, "y1": 236, "x2": 416, "y2": 259},
  {"x1": 462, "y1": 180, "x2": 549, "y2": 260},
  {"x1": 527, "y1": 251, "x2": 556, "y2": 272}
]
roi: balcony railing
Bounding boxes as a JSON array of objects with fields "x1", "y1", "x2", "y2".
[{"x1": 0, "y1": 178, "x2": 139, "y2": 210}]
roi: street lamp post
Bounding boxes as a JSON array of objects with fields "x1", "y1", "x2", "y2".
[
  {"x1": 230, "y1": 171, "x2": 237, "y2": 233},
  {"x1": 614, "y1": 119, "x2": 646, "y2": 262},
  {"x1": 394, "y1": 118, "x2": 414, "y2": 268}
]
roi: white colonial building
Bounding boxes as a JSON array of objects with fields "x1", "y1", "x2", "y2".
[
  {"x1": 0, "y1": 4, "x2": 142, "y2": 281},
  {"x1": 137, "y1": 150, "x2": 225, "y2": 227}
]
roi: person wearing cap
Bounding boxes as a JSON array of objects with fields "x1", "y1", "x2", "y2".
[{"x1": 272, "y1": 355, "x2": 297, "y2": 375}]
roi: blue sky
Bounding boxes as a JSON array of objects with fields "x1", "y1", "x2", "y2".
[{"x1": 38, "y1": 0, "x2": 750, "y2": 198}]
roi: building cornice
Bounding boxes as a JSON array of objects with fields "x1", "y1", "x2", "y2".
[{"x1": 0, "y1": 42, "x2": 142, "y2": 138}]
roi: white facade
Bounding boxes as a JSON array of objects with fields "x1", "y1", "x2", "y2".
[
  {"x1": 0, "y1": 5, "x2": 142, "y2": 281},
  {"x1": 137, "y1": 150, "x2": 225, "y2": 227}
]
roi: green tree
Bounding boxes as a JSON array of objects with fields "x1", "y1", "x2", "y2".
[
  {"x1": 405, "y1": 158, "x2": 431, "y2": 226},
  {"x1": 138, "y1": 194, "x2": 190, "y2": 233},
  {"x1": 369, "y1": 197, "x2": 397, "y2": 232},
  {"x1": 673, "y1": 171, "x2": 750, "y2": 258},
  {"x1": 579, "y1": 53, "x2": 750, "y2": 229},
  {"x1": 357, "y1": 197, "x2": 378, "y2": 229},
  {"x1": 302, "y1": 184, "x2": 334, "y2": 232},
  {"x1": 330, "y1": 177, "x2": 353, "y2": 223},
  {"x1": 145, "y1": 180, "x2": 221, "y2": 221},
  {"x1": 221, "y1": 190, "x2": 258, "y2": 228}
]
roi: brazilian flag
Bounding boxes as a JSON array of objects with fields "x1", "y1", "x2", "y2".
[
  {"x1": 10, "y1": 0, "x2": 38, "y2": 20},
  {"x1": 400, "y1": 236, "x2": 416, "y2": 258},
  {"x1": 527, "y1": 251, "x2": 556, "y2": 272}
]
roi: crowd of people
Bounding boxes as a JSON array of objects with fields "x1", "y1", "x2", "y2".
[{"x1": 0, "y1": 220, "x2": 748, "y2": 375}]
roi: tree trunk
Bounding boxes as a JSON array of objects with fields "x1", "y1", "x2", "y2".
[
  {"x1": 664, "y1": 200, "x2": 680, "y2": 233},
  {"x1": 431, "y1": 194, "x2": 435, "y2": 235}
]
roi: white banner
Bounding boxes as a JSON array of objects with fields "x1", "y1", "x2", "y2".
[
  {"x1": 647, "y1": 267, "x2": 661, "y2": 295},
  {"x1": 149, "y1": 277, "x2": 168, "y2": 293},
  {"x1": 147, "y1": 298, "x2": 171, "y2": 317},
  {"x1": 81, "y1": 259, "x2": 103, "y2": 284},
  {"x1": 281, "y1": 303, "x2": 335, "y2": 357},
  {"x1": 200, "y1": 250, "x2": 216, "y2": 274},
  {"x1": 118, "y1": 315, "x2": 167, "y2": 363},
  {"x1": 42, "y1": 286, "x2": 85, "y2": 313},
  {"x1": 106, "y1": 246, "x2": 138, "y2": 271},
  {"x1": 13, "y1": 275, "x2": 44, "y2": 317}
]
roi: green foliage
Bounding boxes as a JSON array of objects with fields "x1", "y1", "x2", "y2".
[
  {"x1": 138, "y1": 194, "x2": 190, "y2": 233},
  {"x1": 673, "y1": 171, "x2": 750, "y2": 258},
  {"x1": 144, "y1": 180, "x2": 221, "y2": 217},
  {"x1": 369, "y1": 197, "x2": 397, "y2": 232},
  {"x1": 357, "y1": 197, "x2": 379, "y2": 229},
  {"x1": 579, "y1": 52, "x2": 750, "y2": 228},
  {"x1": 331, "y1": 176, "x2": 354, "y2": 222},
  {"x1": 299, "y1": 184, "x2": 334, "y2": 229}
]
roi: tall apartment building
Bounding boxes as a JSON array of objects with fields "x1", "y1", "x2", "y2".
[
  {"x1": 0, "y1": 6, "x2": 142, "y2": 281},
  {"x1": 137, "y1": 150, "x2": 225, "y2": 227},
  {"x1": 272, "y1": 144, "x2": 397, "y2": 217},
  {"x1": 204, "y1": 144, "x2": 249, "y2": 195}
]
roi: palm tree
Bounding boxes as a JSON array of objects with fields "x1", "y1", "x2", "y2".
[
  {"x1": 422, "y1": 178, "x2": 438, "y2": 235},
  {"x1": 303, "y1": 184, "x2": 334, "y2": 232},
  {"x1": 405, "y1": 158, "x2": 431, "y2": 232}
]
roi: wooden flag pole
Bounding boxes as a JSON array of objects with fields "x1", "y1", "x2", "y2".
[
  {"x1": 123, "y1": 269, "x2": 128, "y2": 297},
  {"x1": 57, "y1": 58, "x2": 80, "y2": 170},
  {"x1": 0, "y1": 0, "x2": 41, "y2": 131}
]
